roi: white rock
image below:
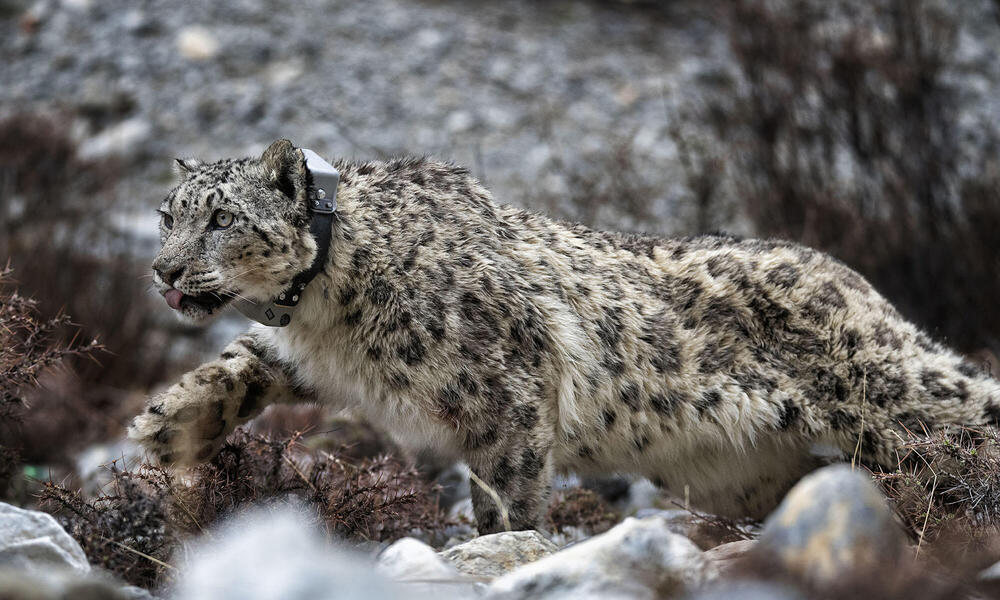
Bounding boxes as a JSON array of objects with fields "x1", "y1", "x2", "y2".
[
  {"x1": 484, "y1": 517, "x2": 717, "y2": 600},
  {"x1": 176, "y1": 25, "x2": 220, "y2": 61},
  {"x1": 625, "y1": 478, "x2": 661, "y2": 512},
  {"x1": 77, "y1": 117, "x2": 152, "y2": 160},
  {"x1": 448, "y1": 496, "x2": 474, "y2": 521},
  {"x1": 174, "y1": 507, "x2": 450, "y2": 600},
  {"x1": 440, "y1": 530, "x2": 558, "y2": 579},
  {"x1": 547, "y1": 524, "x2": 593, "y2": 547},
  {"x1": 378, "y1": 537, "x2": 459, "y2": 581},
  {"x1": 0, "y1": 502, "x2": 89, "y2": 575},
  {"x1": 378, "y1": 538, "x2": 477, "y2": 597}
]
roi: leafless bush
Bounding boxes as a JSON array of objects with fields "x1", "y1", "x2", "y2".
[
  {"x1": 40, "y1": 466, "x2": 174, "y2": 589},
  {"x1": 40, "y1": 430, "x2": 448, "y2": 590},
  {"x1": 0, "y1": 266, "x2": 100, "y2": 500},
  {"x1": 874, "y1": 426, "x2": 1000, "y2": 566},
  {"x1": 546, "y1": 487, "x2": 619, "y2": 535},
  {"x1": 721, "y1": 0, "x2": 1000, "y2": 357}
]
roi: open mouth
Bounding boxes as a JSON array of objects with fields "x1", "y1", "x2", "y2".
[{"x1": 164, "y1": 288, "x2": 234, "y2": 314}]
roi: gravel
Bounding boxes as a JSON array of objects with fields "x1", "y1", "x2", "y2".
[{"x1": 0, "y1": 0, "x2": 729, "y2": 232}]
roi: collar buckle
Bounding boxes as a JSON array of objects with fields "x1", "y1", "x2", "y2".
[{"x1": 303, "y1": 148, "x2": 339, "y2": 214}]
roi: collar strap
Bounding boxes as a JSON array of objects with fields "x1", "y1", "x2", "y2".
[{"x1": 234, "y1": 148, "x2": 339, "y2": 327}]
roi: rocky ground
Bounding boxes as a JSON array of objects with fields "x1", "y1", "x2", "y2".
[
  {"x1": 5, "y1": 464, "x2": 1000, "y2": 599},
  {"x1": 0, "y1": 0, "x2": 733, "y2": 239}
]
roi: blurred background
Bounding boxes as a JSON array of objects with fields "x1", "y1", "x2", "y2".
[{"x1": 2, "y1": 0, "x2": 1000, "y2": 590}]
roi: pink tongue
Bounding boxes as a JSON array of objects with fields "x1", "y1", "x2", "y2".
[{"x1": 165, "y1": 289, "x2": 184, "y2": 310}]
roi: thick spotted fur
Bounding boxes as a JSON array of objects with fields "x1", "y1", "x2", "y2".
[{"x1": 129, "y1": 140, "x2": 1000, "y2": 531}]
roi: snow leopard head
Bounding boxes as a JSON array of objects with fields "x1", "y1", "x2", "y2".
[{"x1": 152, "y1": 140, "x2": 318, "y2": 322}]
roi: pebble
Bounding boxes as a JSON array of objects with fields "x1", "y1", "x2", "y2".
[{"x1": 176, "y1": 25, "x2": 219, "y2": 61}]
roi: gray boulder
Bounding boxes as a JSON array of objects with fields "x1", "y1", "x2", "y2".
[
  {"x1": 484, "y1": 516, "x2": 717, "y2": 600},
  {"x1": 440, "y1": 530, "x2": 558, "y2": 579},
  {"x1": 756, "y1": 464, "x2": 905, "y2": 584},
  {"x1": 0, "y1": 502, "x2": 89, "y2": 575}
]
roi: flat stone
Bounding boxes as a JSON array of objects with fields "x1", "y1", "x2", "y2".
[{"x1": 440, "y1": 530, "x2": 558, "y2": 579}]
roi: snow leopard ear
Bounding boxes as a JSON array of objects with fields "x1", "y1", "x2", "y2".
[
  {"x1": 173, "y1": 158, "x2": 203, "y2": 179},
  {"x1": 260, "y1": 139, "x2": 307, "y2": 202}
]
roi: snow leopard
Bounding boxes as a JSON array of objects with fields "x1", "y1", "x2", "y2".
[{"x1": 129, "y1": 139, "x2": 1000, "y2": 532}]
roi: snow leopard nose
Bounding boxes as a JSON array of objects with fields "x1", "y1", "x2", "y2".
[{"x1": 154, "y1": 264, "x2": 185, "y2": 286}]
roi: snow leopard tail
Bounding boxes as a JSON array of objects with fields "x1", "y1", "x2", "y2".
[{"x1": 888, "y1": 346, "x2": 1000, "y2": 436}]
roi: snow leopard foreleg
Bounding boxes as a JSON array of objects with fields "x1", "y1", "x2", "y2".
[{"x1": 129, "y1": 332, "x2": 314, "y2": 465}]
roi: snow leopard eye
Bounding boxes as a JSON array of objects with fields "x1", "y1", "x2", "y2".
[
  {"x1": 160, "y1": 212, "x2": 174, "y2": 230},
  {"x1": 211, "y1": 209, "x2": 234, "y2": 229}
]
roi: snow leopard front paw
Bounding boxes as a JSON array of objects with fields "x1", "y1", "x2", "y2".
[{"x1": 128, "y1": 363, "x2": 250, "y2": 466}]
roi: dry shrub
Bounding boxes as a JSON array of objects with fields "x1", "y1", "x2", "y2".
[
  {"x1": 874, "y1": 426, "x2": 1000, "y2": 569},
  {"x1": 0, "y1": 113, "x2": 191, "y2": 464},
  {"x1": 0, "y1": 266, "x2": 100, "y2": 500},
  {"x1": 40, "y1": 430, "x2": 448, "y2": 590},
  {"x1": 177, "y1": 430, "x2": 444, "y2": 541},
  {"x1": 40, "y1": 466, "x2": 174, "y2": 589},
  {"x1": 722, "y1": 0, "x2": 1000, "y2": 358},
  {"x1": 546, "y1": 487, "x2": 619, "y2": 534},
  {"x1": 248, "y1": 406, "x2": 398, "y2": 462}
]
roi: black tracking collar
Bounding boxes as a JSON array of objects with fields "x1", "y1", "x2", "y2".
[{"x1": 234, "y1": 149, "x2": 339, "y2": 327}]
